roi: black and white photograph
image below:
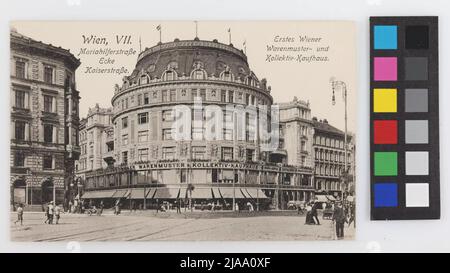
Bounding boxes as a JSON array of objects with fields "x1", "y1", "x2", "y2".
[{"x1": 9, "y1": 21, "x2": 357, "y2": 242}]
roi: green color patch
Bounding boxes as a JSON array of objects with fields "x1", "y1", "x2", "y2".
[{"x1": 374, "y1": 152, "x2": 397, "y2": 176}]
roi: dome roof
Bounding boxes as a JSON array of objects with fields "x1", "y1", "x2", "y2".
[{"x1": 129, "y1": 39, "x2": 255, "y2": 82}]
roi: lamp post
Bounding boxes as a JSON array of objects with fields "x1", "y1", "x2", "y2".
[{"x1": 330, "y1": 77, "x2": 348, "y2": 200}]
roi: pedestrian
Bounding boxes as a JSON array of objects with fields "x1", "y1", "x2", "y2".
[
  {"x1": 44, "y1": 204, "x2": 50, "y2": 224},
  {"x1": 235, "y1": 202, "x2": 240, "y2": 213},
  {"x1": 14, "y1": 204, "x2": 24, "y2": 226},
  {"x1": 155, "y1": 199, "x2": 160, "y2": 213},
  {"x1": 311, "y1": 201, "x2": 321, "y2": 225},
  {"x1": 305, "y1": 202, "x2": 315, "y2": 225},
  {"x1": 47, "y1": 202, "x2": 54, "y2": 224},
  {"x1": 332, "y1": 201, "x2": 347, "y2": 239},
  {"x1": 54, "y1": 204, "x2": 61, "y2": 224},
  {"x1": 176, "y1": 199, "x2": 181, "y2": 214},
  {"x1": 98, "y1": 201, "x2": 104, "y2": 216}
]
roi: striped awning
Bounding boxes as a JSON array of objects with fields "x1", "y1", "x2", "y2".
[
  {"x1": 112, "y1": 189, "x2": 130, "y2": 198},
  {"x1": 244, "y1": 188, "x2": 268, "y2": 199},
  {"x1": 81, "y1": 190, "x2": 116, "y2": 199},
  {"x1": 189, "y1": 187, "x2": 214, "y2": 199},
  {"x1": 128, "y1": 188, "x2": 156, "y2": 199},
  {"x1": 153, "y1": 187, "x2": 180, "y2": 199},
  {"x1": 218, "y1": 187, "x2": 247, "y2": 199}
]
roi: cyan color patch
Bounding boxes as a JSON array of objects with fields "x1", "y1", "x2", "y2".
[
  {"x1": 374, "y1": 25, "x2": 397, "y2": 49},
  {"x1": 374, "y1": 183, "x2": 398, "y2": 207}
]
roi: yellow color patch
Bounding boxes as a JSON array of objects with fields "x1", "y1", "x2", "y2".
[{"x1": 373, "y1": 88, "x2": 397, "y2": 112}]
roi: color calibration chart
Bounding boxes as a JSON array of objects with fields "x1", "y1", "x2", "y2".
[{"x1": 370, "y1": 17, "x2": 440, "y2": 220}]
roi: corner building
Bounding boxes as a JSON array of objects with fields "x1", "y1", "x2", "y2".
[
  {"x1": 83, "y1": 39, "x2": 314, "y2": 210},
  {"x1": 10, "y1": 30, "x2": 81, "y2": 209}
]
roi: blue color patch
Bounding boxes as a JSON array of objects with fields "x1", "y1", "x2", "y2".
[
  {"x1": 374, "y1": 25, "x2": 398, "y2": 50},
  {"x1": 374, "y1": 183, "x2": 398, "y2": 207}
]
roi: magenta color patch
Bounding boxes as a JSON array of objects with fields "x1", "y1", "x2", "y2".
[{"x1": 374, "y1": 57, "x2": 397, "y2": 81}]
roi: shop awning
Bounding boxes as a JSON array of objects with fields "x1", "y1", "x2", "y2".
[
  {"x1": 112, "y1": 189, "x2": 130, "y2": 198},
  {"x1": 190, "y1": 188, "x2": 214, "y2": 199},
  {"x1": 128, "y1": 188, "x2": 156, "y2": 199},
  {"x1": 314, "y1": 195, "x2": 336, "y2": 202},
  {"x1": 153, "y1": 187, "x2": 180, "y2": 199},
  {"x1": 211, "y1": 188, "x2": 221, "y2": 199},
  {"x1": 81, "y1": 190, "x2": 116, "y2": 199},
  {"x1": 218, "y1": 188, "x2": 247, "y2": 199},
  {"x1": 244, "y1": 188, "x2": 268, "y2": 199}
]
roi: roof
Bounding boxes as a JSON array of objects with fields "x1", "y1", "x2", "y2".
[
  {"x1": 10, "y1": 29, "x2": 80, "y2": 69},
  {"x1": 312, "y1": 118, "x2": 345, "y2": 136}
]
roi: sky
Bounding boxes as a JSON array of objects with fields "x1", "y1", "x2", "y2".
[{"x1": 11, "y1": 21, "x2": 356, "y2": 132}]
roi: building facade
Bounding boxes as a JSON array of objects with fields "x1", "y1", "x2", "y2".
[
  {"x1": 75, "y1": 104, "x2": 114, "y2": 182},
  {"x1": 312, "y1": 117, "x2": 354, "y2": 198},
  {"x1": 81, "y1": 38, "x2": 314, "y2": 209},
  {"x1": 10, "y1": 30, "x2": 81, "y2": 209}
]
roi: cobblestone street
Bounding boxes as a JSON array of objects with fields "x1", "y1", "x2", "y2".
[{"x1": 11, "y1": 211, "x2": 355, "y2": 241}]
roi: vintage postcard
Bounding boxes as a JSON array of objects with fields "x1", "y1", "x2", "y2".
[{"x1": 9, "y1": 21, "x2": 356, "y2": 241}]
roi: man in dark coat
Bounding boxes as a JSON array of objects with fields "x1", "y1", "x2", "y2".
[
  {"x1": 311, "y1": 201, "x2": 320, "y2": 225},
  {"x1": 332, "y1": 201, "x2": 346, "y2": 239}
]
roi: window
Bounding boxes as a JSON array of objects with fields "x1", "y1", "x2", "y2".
[
  {"x1": 16, "y1": 61, "x2": 26, "y2": 79},
  {"x1": 191, "y1": 89, "x2": 198, "y2": 100},
  {"x1": 192, "y1": 146, "x2": 206, "y2": 160},
  {"x1": 228, "y1": 91, "x2": 234, "y2": 103},
  {"x1": 162, "y1": 90, "x2": 168, "y2": 102},
  {"x1": 14, "y1": 152, "x2": 25, "y2": 167},
  {"x1": 144, "y1": 93, "x2": 149, "y2": 104},
  {"x1": 43, "y1": 95, "x2": 54, "y2": 112},
  {"x1": 162, "y1": 146, "x2": 176, "y2": 160},
  {"x1": 122, "y1": 117, "x2": 128, "y2": 128},
  {"x1": 246, "y1": 149, "x2": 254, "y2": 162},
  {"x1": 138, "y1": 112, "x2": 148, "y2": 124},
  {"x1": 245, "y1": 94, "x2": 250, "y2": 105},
  {"x1": 193, "y1": 70, "x2": 205, "y2": 79},
  {"x1": 162, "y1": 110, "x2": 173, "y2": 122},
  {"x1": 122, "y1": 134, "x2": 129, "y2": 145},
  {"x1": 163, "y1": 129, "x2": 173, "y2": 140},
  {"x1": 138, "y1": 130, "x2": 148, "y2": 142},
  {"x1": 221, "y1": 147, "x2": 234, "y2": 161},
  {"x1": 170, "y1": 90, "x2": 176, "y2": 101},
  {"x1": 138, "y1": 148, "x2": 149, "y2": 161},
  {"x1": 221, "y1": 90, "x2": 226, "y2": 102},
  {"x1": 44, "y1": 124, "x2": 53, "y2": 143},
  {"x1": 43, "y1": 155, "x2": 53, "y2": 169},
  {"x1": 44, "y1": 66, "x2": 53, "y2": 84},
  {"x1": 15, "y1": 90, "x2": 26, "y2": 109},
  {"x1": 200, "y1": 89, "x2": 206, "y2": 101},
  {"x1": 137, "y1": 94, "x2": 142, "y2": 105},
  {"x1": 122, "y1": 151, "x2": 128, "y2": 164}
]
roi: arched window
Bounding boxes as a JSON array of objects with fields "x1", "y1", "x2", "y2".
[
  {"x1": 191, "y1": 69, "x2": 207, "y2": 80},
  {"x1": 140, "y1": 74, "x2": 149, "y2": 85},
  {"x1": 220, "y1": 69, "x2": 233, "y2": 81},
  {"x1": 162, "y1": 69, "x2": 177, "y2": 81}
]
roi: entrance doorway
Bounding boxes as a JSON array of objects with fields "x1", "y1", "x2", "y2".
[{"x1": 41, "y1": 178, "x2": 54, "y2": 204}]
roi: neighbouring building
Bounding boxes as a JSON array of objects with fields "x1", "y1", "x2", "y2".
[
  {"x1": 312, "y1": 117, "x2": 354, "y2": 198},
  {"x1": 75, "y1": 104, "x2": 114, "y2": 184},
  {"x1": 10, "y1": 29, "x2": 81, "y2": 209},
  {"x1": 81, "y1": 38, "x2": 315, "y2": 210}
]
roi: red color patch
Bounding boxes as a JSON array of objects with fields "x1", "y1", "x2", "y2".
[{"x1": 374, "y1": 120, "x2": 398, "y2": 144}]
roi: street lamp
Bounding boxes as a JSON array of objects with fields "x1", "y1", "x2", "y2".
[{"x1": 330, "y1": 77, "x2": 348, "y2": 200}]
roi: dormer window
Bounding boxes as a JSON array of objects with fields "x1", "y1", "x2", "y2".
[
  {"x1": 191, "y1": 69, "x2": 206, "y2": 80},
  {"x1": 140, "y1": 74, "x2": 149, "y2": 84},
  {"x1": 162, "y1": 69, "x2": 177, "y2": 81}
]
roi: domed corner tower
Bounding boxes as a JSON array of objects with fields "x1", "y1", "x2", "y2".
[{"x1": 110, "y1": 39, "x2": 273, "y2": 168}]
